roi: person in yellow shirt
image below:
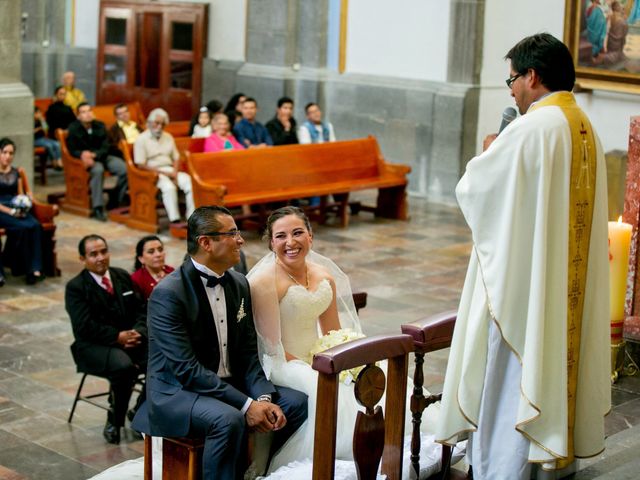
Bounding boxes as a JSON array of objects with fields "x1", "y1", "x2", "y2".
[
  {"x1": 108, "y1": 103, "x2": 143, "y2": 147},
  {"x1": 62, "y1": 71, "x2": 87, "y2": 112}
]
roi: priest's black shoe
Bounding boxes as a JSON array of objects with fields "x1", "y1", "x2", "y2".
[{"x1": 103, "y1": 421, "x2": 121, "y2": 444}]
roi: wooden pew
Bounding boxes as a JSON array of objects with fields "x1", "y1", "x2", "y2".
[
  {"x1": 56, "y1": 128, "x2": 92, "y2": 216},
  {"x1": 0, "y1": 168, "x2": 60, "y2": 277},
  {"x1": 55, "y1": 129, "x2": 127, "y2": 223},
  {"x1": 186, "y1": 136, "x2": 411, "y2": 228},
  {"x1": 92, "y1": 101, "x2": 146, "y2": 127},
  {"x1": 164, "y1": 120, "x2": 191, "y2": 138},
  {"x1": 121, "y1": 137, "x2": 204, "y2": 233}
]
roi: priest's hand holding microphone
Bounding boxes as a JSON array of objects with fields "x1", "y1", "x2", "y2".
[{"x1": 483, "y1": 107, "x2": 517, "y2": 151}]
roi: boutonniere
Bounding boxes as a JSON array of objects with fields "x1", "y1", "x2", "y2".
[{"x1": 237, "y1": 298, "x2": 247, "y2": 323}]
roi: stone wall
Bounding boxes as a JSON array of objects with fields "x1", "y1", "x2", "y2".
[{"x1": 1, "y1": 0, "x2": 33, "y2": 180}]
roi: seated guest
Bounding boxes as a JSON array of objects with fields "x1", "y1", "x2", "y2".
[
  {"x1": 191, "y1": 106, "x2": 213, "y2": 138},
  {"x1": 46, "y1": 85, "x2": 76, "y2": 136},
  {"x1": 233, "y1": 97, "x2": 273, "y2": 148},
  {"x1": 66, "y1": 102, "x2": 128, "y2": 221},
  {"x1": 203, "y1": 113, "x2": 245, "y2": 152},
  {"x1": 61, "y1": 71, "x2": 87, "y2": 112},
  {"x1": 131, "y1": 235, "x2": 174, "y2": 301},
  {"x1": 131, "y1": 206, "x2": 308, "y2": 479},
  {"x1": 298, "y1": 102, "x2": 336, "y2": 144},
  {"x1": 0, "y1": 138, "x2": 45, "y2": 285},
  {"x1": 224, "y1": 92, "x2": 246, "y2": 127},
  {"x1": 108, "y1": 103, "x2": 143, "y2": 147},
  {"x1": 65, "y1": 234, "x2": 147, "y2": 444},
  {"x1": 34, "y1": 106, "x2": 63, "y2": 169},
  {"x1": 266, "y1": 96, "x2": 299, "y2": 145},
  {"x1": 189, "y1": 99, "x2": 222, "y2": 136},
  {"x1": 133, "y1": 108, "x2": 195, "y2": 224}
]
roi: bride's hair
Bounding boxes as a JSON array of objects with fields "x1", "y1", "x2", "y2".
[{"x1": 263, "y1": 206, "x2": 312, "y2": 248}]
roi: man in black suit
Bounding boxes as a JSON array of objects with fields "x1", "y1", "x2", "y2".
[
  {"x1": 132, "y1": 206, "x2": 307, "y2": 479},
  {"x1": 65, "y1": 234, "x2": 147, "y2": 444},
  {"x1": 66, "y1": 102, "x2": 128, "y2": 221}
]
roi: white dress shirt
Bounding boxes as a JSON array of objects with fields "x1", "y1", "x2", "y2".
[{"x1": 190, "y1": 258, "x2": 253, "y2": 413}]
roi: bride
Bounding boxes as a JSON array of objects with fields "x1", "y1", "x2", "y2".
[{"x1": 247, "y1": 207, "x2": 446, "y2": 476}]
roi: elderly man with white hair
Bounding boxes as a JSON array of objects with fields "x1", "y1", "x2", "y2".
[{"x1": 133, "y1": 108, "x2": 195, "y2": 223}]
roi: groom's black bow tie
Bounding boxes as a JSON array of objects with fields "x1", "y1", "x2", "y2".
[{"x1": 198, "y1": 270, "x2": 228, "y2": 288}]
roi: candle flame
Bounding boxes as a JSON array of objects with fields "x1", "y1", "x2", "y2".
[{"x1": 618, "y1": 216, "x2": 623, "y2": 224}]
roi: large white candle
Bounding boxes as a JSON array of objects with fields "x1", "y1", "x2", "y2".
[{"x1": 608, "y1": 218, "x2": 632, "y2": 329}]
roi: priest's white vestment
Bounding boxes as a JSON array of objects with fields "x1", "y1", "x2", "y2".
[{"x1": 435, "y1": 92, "x2": 611, "y2": 478}]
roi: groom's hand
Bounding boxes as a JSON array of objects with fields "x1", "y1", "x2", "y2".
[{"x1": 245, "y1": 401, "x2": 287, "y2": 432}]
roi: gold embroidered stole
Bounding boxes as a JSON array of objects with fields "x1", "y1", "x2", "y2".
[{"x1": 530, "y1": 92, "x2": 597, "y2": 466}]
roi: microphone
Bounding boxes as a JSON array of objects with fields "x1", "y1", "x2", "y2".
[{"x1": 498, "y1": 107, "x2": 517, "y2": 134}]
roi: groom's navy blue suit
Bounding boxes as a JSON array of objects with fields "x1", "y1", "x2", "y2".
[{"x1": 132, "y1": 258, "x2": 307, "y2": 479}]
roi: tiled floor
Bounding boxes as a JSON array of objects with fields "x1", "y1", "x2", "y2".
[{"x1": 0, "y1": 172, "x2": 639, "y2": 478}]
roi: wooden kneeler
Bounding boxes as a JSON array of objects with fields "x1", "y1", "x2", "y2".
[
  {"x1": 143, "y1": 435, "x2": 204, "y2": 480},
  {"x1": 311, "y1": 333, "x2": 413, "y2": 480},
  {"x1": 402, "y1": 311, "x2": 470, "y2": 480}
]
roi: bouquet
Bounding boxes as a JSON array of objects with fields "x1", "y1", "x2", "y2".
[
  {"x1": 11, "y1": 194, "x2": 32, "y2": 217},
  {"x1": 309, "y1": 328, "x2": 366, "y2": 385}
]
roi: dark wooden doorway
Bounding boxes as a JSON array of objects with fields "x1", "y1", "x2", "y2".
[{"x1": 96, "y1": 0, "x2": 208, "y2": 121}]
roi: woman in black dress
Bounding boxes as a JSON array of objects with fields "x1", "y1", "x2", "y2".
[{"x1": 0, "y1": 138, "x2": 44, "y2": 285}]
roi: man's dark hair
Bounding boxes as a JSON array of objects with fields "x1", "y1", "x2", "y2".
[
  {"x1": 277, "y1": 96, "x2": 294, "y2": 108},
  {"x1": 305, "y1": 102, "x2": 318, "y2": 113},
  {"x1": 76, "y1": 101, "x2": 91, "y2": 114},
  {"x1": 206, "y1": 99, "x2": 223, "y2": 113},
  {"x1": 187, "y1": 206, "x2": 234, "y2": 254},
  {"x1": 505, "y1": 33, "x2": 575, "y2": 92},
  {"x1": 114, "y1": 103, "x2": 128, "y2": 114},
  {"x1": 78, "y1": 234, "x2": 107, "y2": 256},
  {"x1": 243, "y1": 97, "x2": 257, "y2": 107},
  {"x1": 54, "y1": 85, "x2": 65, "y2": 95}
]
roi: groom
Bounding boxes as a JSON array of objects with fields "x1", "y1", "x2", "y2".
[{"x1": 132, "y1": 206, "x2": 308, "y2": 479}]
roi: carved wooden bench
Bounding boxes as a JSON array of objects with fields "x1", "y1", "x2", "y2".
[
  {"x1": 0, "y1": 168, "x2": 60, "y2": 278},
  {"x1": 186, "y1": 136, "x2": 411, "y2": 228},
  {"x1": 120, "y1": 137, "x2": 204, "y2": 233},
  {"x1": 52, "y1": 102, "x2": 143, "y2": 217}
]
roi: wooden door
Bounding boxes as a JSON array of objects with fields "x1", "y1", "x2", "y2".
[{"x1": 97, "y1": 0, "x2": 207, "y2": 121}]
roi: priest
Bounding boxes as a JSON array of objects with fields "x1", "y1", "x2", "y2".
[{"x1": 435, "y1": 33, "x2": 610, "y2": 479}]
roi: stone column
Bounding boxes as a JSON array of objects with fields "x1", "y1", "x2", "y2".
[{"x1": 0, "y1": 0, "x2": 34, "y2": 181}]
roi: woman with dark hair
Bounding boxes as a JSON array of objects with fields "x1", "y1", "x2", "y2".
[
  {"x1": 130, "y1": 235, "x2": 174, "y2": 300},
  {"x1": 224, "y1": 92, "x2": 246, "y2": 126},
  {"x1": 0, "y1": 138, "x2": 45, "y2": 285}
]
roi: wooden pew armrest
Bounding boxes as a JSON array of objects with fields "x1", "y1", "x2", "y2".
[
  {"x1": 128, "y1": 164, "x2": 159, "y2": 184},
  {"x1": 382, "y1": 163, "x2": 412, "y2": 176},
  {"x1": 191, "y1": 175, "x2": 228, "y2": 198},
  {"x1": 401, "y1": 310, "x2": 457, "y2": 353},
  {"x1": 31, "y1": 200, "x2": 59, "y2": 225},
  {"x1": 312, "y1": 334, "x2": 413, "y2": 374}
]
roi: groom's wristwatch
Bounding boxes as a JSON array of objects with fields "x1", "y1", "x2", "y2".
[{"x1": 257, "y1": 394, "x2": 272, "y2": 403}]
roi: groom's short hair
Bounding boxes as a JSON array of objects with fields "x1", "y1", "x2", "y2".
[{"x1": 187, "y1": 205, "x2": 233, "y2": 254}]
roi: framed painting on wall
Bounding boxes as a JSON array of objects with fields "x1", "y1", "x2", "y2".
[{"x1": 564, "y1": 0, "x2": 640, "y2": 93}]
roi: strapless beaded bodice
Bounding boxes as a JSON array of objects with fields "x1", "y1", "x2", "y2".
[{"x1": 279, "y1": 278, "x2": 332, "y2": 362}]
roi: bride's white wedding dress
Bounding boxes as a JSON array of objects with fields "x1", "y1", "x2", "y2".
[
  {"x1": 248, "y1": 252, "x2": 460, "y2": 479},
  {"x1": 267, "y1": 279, "x2": 367, "y2": 470}
]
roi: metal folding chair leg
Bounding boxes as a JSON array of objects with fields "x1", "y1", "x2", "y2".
[{"x1": 67, "y1": 373, "x2": 111, "y2": 423}]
